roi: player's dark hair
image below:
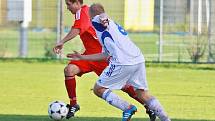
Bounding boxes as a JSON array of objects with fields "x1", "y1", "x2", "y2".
[
  {"x1": 68, "y1": 0, "x2": 83, "y2": 4},
  {"x1": 89, "y1": 3, "x2": 105, "y2": 16}
]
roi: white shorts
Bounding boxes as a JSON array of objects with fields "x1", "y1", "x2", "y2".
[{"x1": 96, "y1": 63, "x2": 148, "y2": 90}]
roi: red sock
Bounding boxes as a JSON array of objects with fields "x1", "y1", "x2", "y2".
[
  {"x1": 122, "y1": 85, "x2": 144, "y2": 104},
  {"x1": 65, "y1": 78, "x2": 77, "y2": 106}
]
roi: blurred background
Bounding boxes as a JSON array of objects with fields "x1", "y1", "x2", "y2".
[{"x1": 0, "y1": 0, "x2": 215, "y2": 63}]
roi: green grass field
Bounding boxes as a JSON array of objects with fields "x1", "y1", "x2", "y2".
[{"x1": 0, "y1": 60, "x2": 214, "y2": 121}]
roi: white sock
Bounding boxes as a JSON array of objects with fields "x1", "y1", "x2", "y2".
[
  {"x1": 102, "y1": 89, "x2": 130, "y2": 111},
  {"x1": 145, "y1": 97, "x2": 171, "y2": 121}
]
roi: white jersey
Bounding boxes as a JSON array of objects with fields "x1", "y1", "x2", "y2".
[{"x1": 92, "y1": 15, "x2": 145, "y2": 65}]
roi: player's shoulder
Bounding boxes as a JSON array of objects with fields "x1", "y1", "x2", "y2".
[
  {"x1": 81, "y1": 5, "x2": 89, "y2": 10},
  {"x1": 75, "y1": 5, "x2": 89, "y2": 20}
]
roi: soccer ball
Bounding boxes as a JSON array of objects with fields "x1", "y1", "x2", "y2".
[{"x1": 48, "y1": 101, "x2": 68, "y2": 121}]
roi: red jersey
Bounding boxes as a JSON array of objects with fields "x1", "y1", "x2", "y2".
[{"x1": 72, "y1": 5, "x2": 102, "y2": 55}]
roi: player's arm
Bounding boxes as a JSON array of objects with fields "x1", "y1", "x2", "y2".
[
  {"x1": 53, "y1": 28, "x2": 80, "y2": 54},
  {"x1": 67, "y1": 51, "x2": 108, "y2": 61},
  {"x1": 61, "y1": 28, "x2": 80, "y2": 44}
]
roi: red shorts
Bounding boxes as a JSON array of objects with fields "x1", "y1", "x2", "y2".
[{"x1": 69, "y1": 60, "x2": 108, "y2": 77}]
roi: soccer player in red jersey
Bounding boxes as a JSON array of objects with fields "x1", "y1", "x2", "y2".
[{"x1": 53, "y1": 0, "x2": 155, "y2": 120}]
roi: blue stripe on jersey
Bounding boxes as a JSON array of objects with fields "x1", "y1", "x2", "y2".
[
  {"x1": 92, "y1": 22, "x2": 106, "y2": 32},
  {"x1": 101, "y1": 31, "x2": 114, "y2": 45}
]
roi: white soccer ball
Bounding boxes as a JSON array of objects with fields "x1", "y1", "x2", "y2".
[{"x1": 48, "y1": 101, "x2": 68, "y2": 121}]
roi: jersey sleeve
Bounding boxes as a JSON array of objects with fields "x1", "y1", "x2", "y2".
[
  {"x1": 102, "y1": 37, "x2": 115, "y2": 56},
  {"x1": 72, "y1": 8, "x2": 91, "y2": 35}
]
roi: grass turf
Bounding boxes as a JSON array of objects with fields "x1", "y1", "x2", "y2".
[{"x1": 0, "y1": 61, "x2": 214, "y2": 121}]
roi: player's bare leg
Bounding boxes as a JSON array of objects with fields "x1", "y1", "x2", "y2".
[
  {"x1": 94, "y1": 83, "x2": 137, "y2": 121},
  {"x1": 122, "y1": 85, "x2": 156, "y2": 121},
  {"x1": 64, "y1": 64, "x2": 81, "y2": 119},
  {"x1": 135, "y1": 89, "x2": 171, "y2": 121}
]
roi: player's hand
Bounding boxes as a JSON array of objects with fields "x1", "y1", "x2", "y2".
[
  {"x1": 53, "y1": 42, "x2": 64, "y2": 54},
  {"x1": 67, "y1": 51, "x2": 83, "y2": 60}
]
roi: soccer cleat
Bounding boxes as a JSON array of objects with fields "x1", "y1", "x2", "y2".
[
  {"x1": 146, "y1": 109, "x2": 156, "y2": 121},
  {"x1": 122, "y1": 105, "x2": 137, "y2": 121},
  {"x1": 66, "y1": 104, "x2": 80, "y2": 119}
]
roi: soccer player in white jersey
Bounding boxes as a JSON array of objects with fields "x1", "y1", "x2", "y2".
[{"x1": 67, "y1": 3, "x2": 171, "y2": 121}]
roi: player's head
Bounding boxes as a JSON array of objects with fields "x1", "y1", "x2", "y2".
[
  {"x1": 89, "y1": 3, "x2": 105, "y2": 19},
  {"x1": 65, "y1": 0, "x2": 83, "y2": 14},
  {"x1": 90, "y1": 3, "x2": 109, "y2": 27}
]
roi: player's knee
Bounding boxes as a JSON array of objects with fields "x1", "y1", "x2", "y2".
[
  {"x1": 93, "y1": 87, "x2": 100, "y2": 97},
  {"x1": 136, "y1": 89, "x2": 152, "y2": 101},
  {"x1": 64, "y1": 64, "x2": 80, "y2": 77},
  {"x1": 93, "y1": 84, "x2": 104, "y2": 98}
]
